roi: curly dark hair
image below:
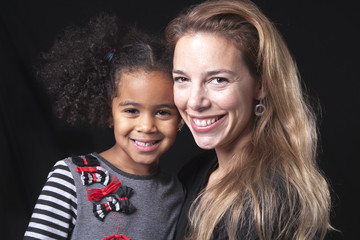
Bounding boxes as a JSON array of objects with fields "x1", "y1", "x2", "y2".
[{"x1": 38, "y1": 14, "x2": 172, "y2": 127}]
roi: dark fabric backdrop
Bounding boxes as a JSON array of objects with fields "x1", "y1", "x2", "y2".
[{"x1": 0, "y1": 0, "x2": 358, "y2": 239}]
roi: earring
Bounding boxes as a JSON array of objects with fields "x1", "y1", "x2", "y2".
[
  {"x1": 254, "y1": 102, "x2": 266, "y2": 116},
  {"x1": 177, "y1": 119, "x2": 184, "y2": 132}
]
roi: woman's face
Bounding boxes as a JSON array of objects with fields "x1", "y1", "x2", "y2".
[{"x1": 173, "y1": 32, "x2": 261, "y2": 155}]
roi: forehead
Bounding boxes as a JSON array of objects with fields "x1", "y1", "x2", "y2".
[
  {"x1": 116, "y1": 70, "x2": 174, "y2": 103},
  {"x1": 173, "y1": 32, "x2": 243, "y2": 70}
]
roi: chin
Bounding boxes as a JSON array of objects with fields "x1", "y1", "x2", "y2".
[
  {"x1": 136, "y1": 158, "x2": 159, "y2": 166},
  {"x1": 194, "y1": 138, "x2": 217, "y2": 150}
]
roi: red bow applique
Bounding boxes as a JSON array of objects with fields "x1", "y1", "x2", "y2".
[
  {"x1": 87, "y1": 176, "x2": 121, "y2": 201},
  {"x1": 103, "y1": 234, "x2": 131, "y2": 240}
]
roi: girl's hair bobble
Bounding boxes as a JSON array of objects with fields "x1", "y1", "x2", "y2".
[{"x1": 104, "y1": 48, "x2": 116, "y2": 63}]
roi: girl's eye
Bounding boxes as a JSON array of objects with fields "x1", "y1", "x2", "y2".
[
  {"x1": 124, "y1": 109, "x2": 139, "y2": 114},
  {"x1": 173, "y1": 76, "x2": 188, "y2": 83},
  {"x1": 211, "y1": 77, "x2": 228, "y2": 84},
  {"x1": 157, "y1": 110, "x2": 171, "y2": 116}
]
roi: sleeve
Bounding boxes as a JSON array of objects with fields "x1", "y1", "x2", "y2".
[{"x1": 24, "y1": 160, "x2": 77, "y2": 240}]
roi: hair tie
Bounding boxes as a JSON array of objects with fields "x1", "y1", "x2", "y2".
[{"x1": 104, "y1": 48, "x2": 116, "y2": 63}]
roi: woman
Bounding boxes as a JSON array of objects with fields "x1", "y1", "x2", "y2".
[{"x1": 166, "y1": 0, "x2": 332, "y2": 239}]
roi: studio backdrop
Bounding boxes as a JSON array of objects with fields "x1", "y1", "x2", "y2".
[{"x1": 1, "y1": 0, "x2": 358, "y2": 239}]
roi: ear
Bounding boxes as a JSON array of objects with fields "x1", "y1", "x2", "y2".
[
  {"x1": 108, "y1": 115, "x2": 114, "y2": 128},
  {"x1": 255, "y1": 80, "x2": 266, "y2": 100},
  {"x1": 108, "y1": 98, "x2": 115, "y2": 128},
  {"x1": 177, "y1": 119, "x2": 185, "y2": 132}
]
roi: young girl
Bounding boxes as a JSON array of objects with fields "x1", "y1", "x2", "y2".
[{"x1": 24, "y1": 14, "x2": 184, "y2": 240}]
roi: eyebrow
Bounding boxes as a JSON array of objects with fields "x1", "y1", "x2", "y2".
[
  {"x1": 173, "y1": 69, "x2": 236, "y2": 77},
  {"x1": 173, "y1": 69, "x2": 186, "y2": 75},
  {"x1": 207, "y1": 70, "x2": 236, "y2": 76},
  {"x1": 119, "y1": 101, "x2": 140, "y2": 107},
  {"x1": 119, "y1": 101, "x2": 176, "y2": 109},
  {"x1": 155, "y1": 104, "x2": 177, "y2": 109}
]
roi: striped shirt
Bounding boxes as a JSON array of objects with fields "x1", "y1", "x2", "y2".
[
  {"x1": 24, "y1": 160, "x2": 77, "y2": 239},
  {"x1": 24, "y1": 153, "x2": 184, "y2": 239}
]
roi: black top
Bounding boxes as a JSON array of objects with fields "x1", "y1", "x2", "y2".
[
  {"x1": 174, "y1": 150, "x2": 259, "y2": 240},
  {"x1": 174, "y1": 150, "x2": 218, "y2": 240}
]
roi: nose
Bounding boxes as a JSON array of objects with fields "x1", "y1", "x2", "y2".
[
  {"x1": 187, "y1": 82, "x2": 210, "y2": 112},
  {"x1": 136, "y1": 113, "x2": 157, "y2": 133}
]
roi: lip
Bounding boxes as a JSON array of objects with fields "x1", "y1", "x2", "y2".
[
  {"x1": 189, "y1": 114, "x2": 225, "y2": 133},
  {"x1": 131, "y1": 139, "x2": 161, "y2": 152}
]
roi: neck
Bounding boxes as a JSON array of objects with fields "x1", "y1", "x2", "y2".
[
  {"x1": 100, "y1": 146, "x2": 158, "y2": 175},
  {"x1": 216, "y1": 132, "x2": 251, "y2": 170},
  {"x1": 206, "y1": 133, "x2": 252, "y2": 190}
]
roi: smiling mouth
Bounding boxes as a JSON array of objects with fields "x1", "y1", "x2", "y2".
[
  {"x1": 131, "y1": 139, "x2": 161, "y2": 152},
  {"x1": 133, "y1": 140, "x2": 160, "y2": 146},
  {"x1": 192, "y1": 116, "x2": 224, "y2": 127}
]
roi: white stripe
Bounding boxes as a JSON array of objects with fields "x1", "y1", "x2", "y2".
[
  {"x1": 49, "y1": 162, "x2": 73, "y2": 176},
  {"x1": 35, "y1": 203, "x2": 72, "y2": 219},
  {"x1": 27, "y1": 222, "x2": 67, "y2": 238},
  {"x1": 71, "y1": 215, "x2": 76, "y2": 225},
  {"x1": 54, "y1": 160, "x2": 69, "y2": 167},
  {"x1": 47, "y1": 176, "x2": 77, "y2": 193},
  {"x1": 45, "y1": 160, "x2": 77, "y2": 226},
  {"x1": 38, "y1": 194, "x2": 77, "y2": 214},
  {"x1": 51, "y1": 167, "x2": 73, "y2": 178},
  {"x1": 31, "y1": 213, "x2": 70, "y2": 229},
  {"x1": 42, "y1": 185, "x2": 75, "y2": 200},
  {"x1": 24, "y1": 231, "x2": 59, "y2": 240}
]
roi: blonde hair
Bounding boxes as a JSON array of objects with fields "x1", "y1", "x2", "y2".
[{"x1": 166, "y1": 0, "x2": 331, "y2": 239}]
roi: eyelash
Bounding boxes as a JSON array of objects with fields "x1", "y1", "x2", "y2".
[
  {"x1": 124, "y1": 109, "x2": 171, "y2": 116},
  {"x1": 157, "y1": 110, "x2": 171, "y2": 116},
  {"x1": 210, "y1": 77, "x2": 228, "y2": 84},
  {"x1": 125, "y1": 109, "x2": 138, "y2": 114},
  {"x1": 174, "y1": 76, "x2": 229, "y2": 84},
  {"x1": 173, "y1": 77, "x2": 188, "y2": 83}
]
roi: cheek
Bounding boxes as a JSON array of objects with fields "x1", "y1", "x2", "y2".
[
  {"x1": 173, "y1": 88, "x2": 187, "y2": 111},
  {"x1": 113, "y1": 123, "x2": 125, "y2": 138},
  {"x1": 113, "y1": 117, "x2": 131, "y2": 137},
  {"x1": 214, "y1": 89, "x2": 254, "y2": 116},
  {"x1": 211, "y1": 90, "x2": 239, "y2": 109},
  {"x1": 161, "y1": 120, "x2": 179, "y2": 139}
]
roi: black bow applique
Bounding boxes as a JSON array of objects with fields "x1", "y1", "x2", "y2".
[{"x1": 72, "y1": 155, "x2": 100, "y2": 166}]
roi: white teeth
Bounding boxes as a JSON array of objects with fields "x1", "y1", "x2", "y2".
[
  {"x1": 135, "y1": 140, "x2": 155, "y2": 146},
  {"x1": 193, "y1": 117, "x2": 219, "y2": 127}
]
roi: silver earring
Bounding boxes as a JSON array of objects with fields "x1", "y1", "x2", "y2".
[{"x1": 254, "y1": 103, "x2": 266, "y2": 116}]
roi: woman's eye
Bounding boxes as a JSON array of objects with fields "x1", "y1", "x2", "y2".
[
  {"x1": 173, "y1": 77, "x2": 188, "y2": 83},
  {"x1": 211, "y1": 77, "x2": 228, "y2": 84}
]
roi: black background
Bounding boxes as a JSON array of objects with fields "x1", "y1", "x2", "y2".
[{"x1": 1, "y1": 0, "x2": 358, "y2": 239}]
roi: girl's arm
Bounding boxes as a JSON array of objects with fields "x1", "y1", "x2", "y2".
[{"x1": 24, "y1": 160, "x2": 77, "y2": 239}]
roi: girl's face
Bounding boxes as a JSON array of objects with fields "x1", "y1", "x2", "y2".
[
  {"x1": 111, "y1": 70, "x2": 179, "y2": 174},
  {"x1": 173, "y1": 33, "x2": 261, "y2": 158}
]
